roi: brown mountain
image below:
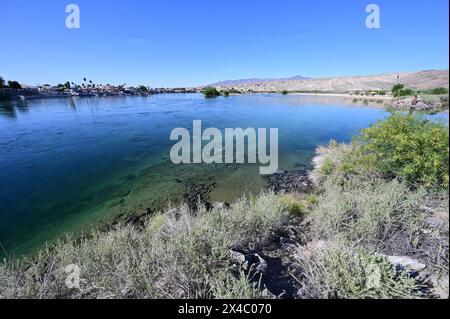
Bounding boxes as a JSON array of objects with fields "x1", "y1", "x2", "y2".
[{"x1": 210, "y1": 70, "x2": 449, "y2": 92}]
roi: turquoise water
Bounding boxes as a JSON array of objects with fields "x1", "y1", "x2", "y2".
[{"x1": 0, "y1": 94, "x2": 392, "y2": 257}]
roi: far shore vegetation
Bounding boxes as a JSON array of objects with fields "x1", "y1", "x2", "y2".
[{"x1": 202, "y1": 86, "x2": 221, "y2": 97}]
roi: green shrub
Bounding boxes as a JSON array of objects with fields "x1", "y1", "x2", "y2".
[
  {"x1": 307, "y1": 194, "x2": 319, "y2": 207},
  {"x1": 399, "y1": 88, "x2": 414, "y2": 96},
  {"x1": 392, "y1": 84, "x2": 404, "y2": 96},
  {"x1": 320, "y1": 158, "x2": 335, "y2": 176},
  {"x1": 356, "y1": 113, "x2": 449, "y2": 188},
  {"x1": 228, "y1": 88, "x2": 241, "y2": 94},
  {"x1": 430, "y1": 87, "x2": 449, "y2": 95},
  {"x1": 282, "y1": 90, "x2": 288, "y2": 95},
  {"x1": 203, "y1": 86, "x2": 220, "y2": 98},
  {"x1": 138, "y1": 85, "x2": 150, "y2": 93},
  {"x1": 7, "y1": 80, "x2": 22, "y2": 90},
  {"x1": 392, "y1": 84, "x2": 415, "y2": 97},
  {"x1": 279, "y1": 195, "x2": 308, "y2": 216}
]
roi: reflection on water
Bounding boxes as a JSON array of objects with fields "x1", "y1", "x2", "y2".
[
  {"x1": 0, "y1": 99, "x2": 31, "y2": 119},
  {"x1": 0, "y1": 94, "x2": 397, "y2": 257}
]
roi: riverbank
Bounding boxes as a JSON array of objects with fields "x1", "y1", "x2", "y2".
[
  {"x1": 1, "y1": 113, "x2": 448, "y2": 299},
  {"x1": 287, "y1": 92, "x2": 449, "y2": 113},
  {"x1": 3, "y1": 87, "x2": 447, "y2": 114},
  {"x1": 0, "y1": 87, "x2": 200, "y2": 101}
]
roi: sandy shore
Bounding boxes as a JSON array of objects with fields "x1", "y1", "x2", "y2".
[{"x1": 289, "y1": 92, "x2": 392, "y2": 101}]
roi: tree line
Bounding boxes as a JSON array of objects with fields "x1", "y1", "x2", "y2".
[{"x1": 0, "y1": 76, "x2": 22, "y2": 90}]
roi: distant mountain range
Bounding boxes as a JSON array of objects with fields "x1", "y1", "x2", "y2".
[
  {"x1": 208, "y1": 75, "x2": 310, "y2": 87},
  {"x1": 206, "y1": 70, "x2": 449, "y2": 92}
]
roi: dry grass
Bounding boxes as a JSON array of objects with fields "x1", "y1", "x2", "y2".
[
  {"x1": 0, "y1": 192, "x2": 289, "y2": 299},
  {"x1": 293, "y1": 241, "x2": 424, "y2": 299},
  {"x1": 304, "y1": 140, "x2": 449, "y2": 298}
]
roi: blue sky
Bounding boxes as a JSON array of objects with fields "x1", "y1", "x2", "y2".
[{"x1": 0, "y1": 0, "x2": 448, "y2": 87}]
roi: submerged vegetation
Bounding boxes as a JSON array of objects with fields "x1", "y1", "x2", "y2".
[{"x1": 0, "y1": 113, "x2": 448, "y2": 299}]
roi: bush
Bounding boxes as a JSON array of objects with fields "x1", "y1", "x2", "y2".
[
  {"x1": 7, "y1": 81, "x2": 22, "y2": 90},
  {"x1": 430, "y1": 87, "x2": 449, "y2": 95},
  {"x1": 226, "y1": 88, "x2": 241, "y2": 94},
  {"x1": 312, "y1": 176, "x2": 427, "y2": 249},
  {"x1": 138, "y1": 85, "x2": 150, "y2": 93},
  {"x1": 392, "y1": 84, "x2": 415, "y2": 97},
  {"x1": 399, "y1": 88, "x2": 415, "y2": 96},
  {"x1": 311, "y1": 140, "x2": 370, "y2": 183},
  {"x1": 203, "y1": 86, "x2": 220, "y2": 98},
  {"x1": 279, "y1": 195, "x2": 308, "y2": 216},
  {"x1": 294, "y1": 244, "x2": 423, "y2": 299},
  {"x1": 392, "y1": 84, "x2": 404, "y2": 96},
  {"x1": 320, "y1": 158, "x2": 335, "y2": 176},
  {"x1": 211, "y1": 270, "x2": 262, "y2": 299},
  {"x1": 356, "y1": 113, "x2": 449, "y2": 188},
  {"x1": 281, "y1": 90, "x2": 288, "y2": 95}
]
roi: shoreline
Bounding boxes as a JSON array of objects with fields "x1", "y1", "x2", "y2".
[
  {"x1": 288, "y1": 92, "x2": 391, "y2": 100},
  {"x1": 3, "y1": 91, "x2": 447, "y2": 114},
  {"x1": 2, "y1": 90, "x2": 447, "y2": 113}
]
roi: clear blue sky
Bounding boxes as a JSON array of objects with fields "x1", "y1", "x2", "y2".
[{"x1": 0, "y1": 0, "x2": 448, "y2": 87}]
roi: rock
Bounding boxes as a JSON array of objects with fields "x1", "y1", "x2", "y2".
[
  {"x1": 229, "y1": 250, "x2": 246, "y2": 264},
  {"x1": 264, "y1": 169, "x2": 313, "y2": 194},
  {"x1": 254, "y1": 254, "x2": 268, "y2": 273},
  {"x1": 286, "y1": 226, "x2": 298, "y2": 238},
  {"x1": 384, "y1": 255, "x2": 426, "y2": 273},
  {"x1": 229, "y1": 250, "x2": 268, "y2": 274}
]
